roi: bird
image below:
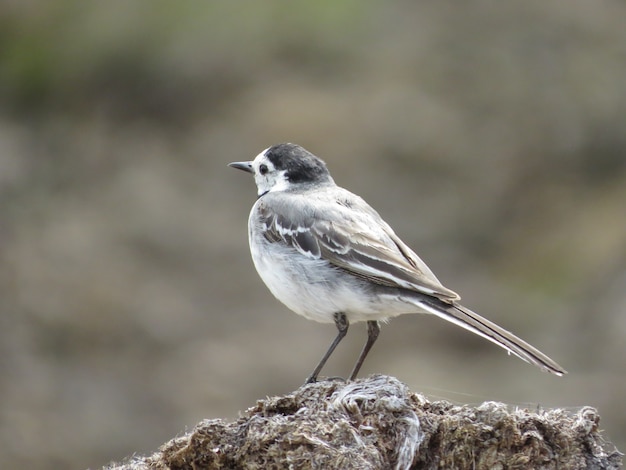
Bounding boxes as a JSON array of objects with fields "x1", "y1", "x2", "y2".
[{"x1": 229, "y1": 143, "x2": 566, "y2": 383}]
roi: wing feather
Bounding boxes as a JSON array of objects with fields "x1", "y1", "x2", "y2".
[{"x1": 258, "y1": 192, "x2": 460, "y2": 301}]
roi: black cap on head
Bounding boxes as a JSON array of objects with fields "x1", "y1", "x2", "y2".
[{"x1": 265, "y1": 143, "x2": 332, "y2": 184}]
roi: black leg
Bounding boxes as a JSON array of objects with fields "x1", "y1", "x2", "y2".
[
  {"x1": 348, "y1": 320, "x2": 380, "y2": 381},
  {"x1": 305, "y1": 312, "x2": 349, "y2": 384}
]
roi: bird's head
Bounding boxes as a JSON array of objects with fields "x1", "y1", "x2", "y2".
[{"x1": 229, "y1": 143, "x2": 333, "y2": 197}]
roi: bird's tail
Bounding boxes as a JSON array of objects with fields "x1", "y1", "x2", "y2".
[{"x1": 414, "y1": 296, "x2": 567, "y2": 376}]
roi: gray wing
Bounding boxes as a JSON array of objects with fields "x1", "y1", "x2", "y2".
[{"x1": 258, "y1": 190, "x2": 460, "y2": 302}]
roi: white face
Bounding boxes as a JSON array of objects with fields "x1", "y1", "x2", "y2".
[{"x1": 252, "y1": 148, "x2": 290, "y2": 196}]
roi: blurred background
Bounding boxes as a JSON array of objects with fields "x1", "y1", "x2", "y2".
[{"x1": 1, "y1": 1, "x2": 625, "y2": 468}]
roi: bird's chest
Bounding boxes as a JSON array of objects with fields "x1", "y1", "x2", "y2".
[{"x1": 248, "y1": 221, "x2": 336, "y2": 321}]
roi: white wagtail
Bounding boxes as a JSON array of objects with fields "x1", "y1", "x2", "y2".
[{"x1": 229, "y1": 143, "x2": 566, "y2": 383}]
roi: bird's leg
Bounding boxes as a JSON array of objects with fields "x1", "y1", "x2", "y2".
[
  {"x1": 348, "y1": 320, "x2": 380, "y2": 381},
  {"x1": 305, "y1": 312, "x2": 349, "y2": 384}
]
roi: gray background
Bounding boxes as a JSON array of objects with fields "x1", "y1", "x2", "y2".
[{"x1": 1, "y1": 2, "x2": 625, "y2": 468}]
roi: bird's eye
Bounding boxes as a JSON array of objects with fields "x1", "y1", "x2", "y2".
[{"x1": 259, "y1": 164, "x2": 269, "y2": 175}]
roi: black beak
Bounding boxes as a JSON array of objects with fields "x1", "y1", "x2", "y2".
[{"x1": 228, "y1": 161, "x2": 254, "y2": 173}]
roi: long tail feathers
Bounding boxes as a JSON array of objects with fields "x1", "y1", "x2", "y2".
[{"x1": 416, "y1": 298, "x2": 567, "y2": 376}]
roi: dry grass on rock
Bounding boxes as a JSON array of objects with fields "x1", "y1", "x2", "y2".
[{"x1": 105, "y1": 375, "x2": 621, "y2": 470}]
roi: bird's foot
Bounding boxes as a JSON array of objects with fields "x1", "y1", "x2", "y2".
[{"x1": 304, "y1": 375, "x2": 346, "y2": 385}]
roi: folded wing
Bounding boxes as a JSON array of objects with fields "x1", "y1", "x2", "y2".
[{"x1": 258, "y1": 193, "x2": 460, "y2": 302}]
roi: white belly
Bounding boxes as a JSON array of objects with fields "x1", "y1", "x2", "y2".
[{"x1": 249, "y1": 231, "x2": 414, "y2": 324}]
